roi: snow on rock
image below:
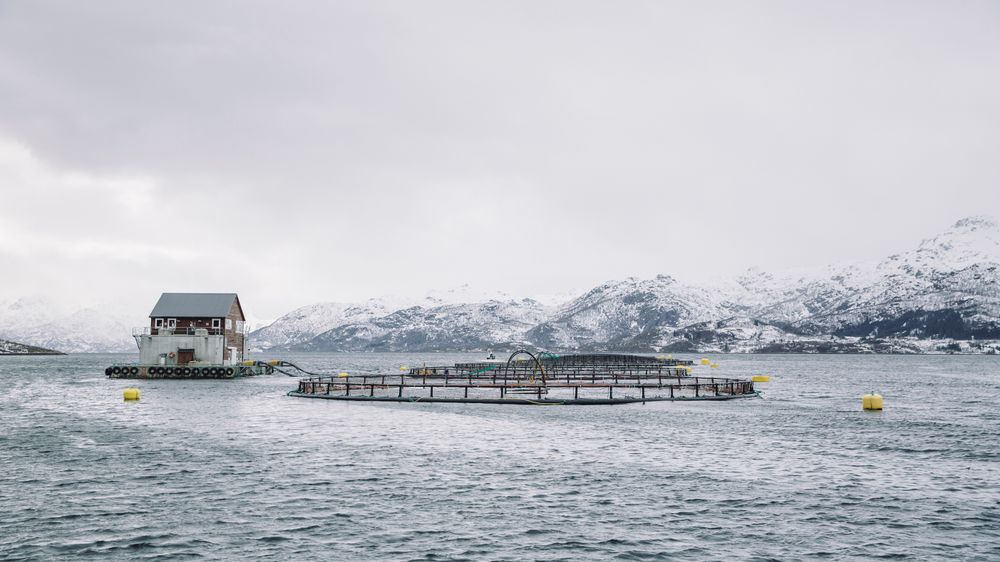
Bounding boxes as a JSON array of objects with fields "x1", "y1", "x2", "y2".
[
  {"x1": 2, "y1": 216, "x2": 998, "y2": 354},
  {"x1": 248, "y1": 298, "x2": 407, "y2": 351},
  {"x1": 261, "y1": 216, "x2": 1000, "y2": 353},
  {"x1": 290, "y1": 298, "x2": 549, "y2": 352},
  {"x1": 525, "y1": 275, "x2": 730, "y2": 351},
  {"x1": 0, "y1": 298, "x2": 138, "y2": 353},
  {"x1": 0, "y1": 337, "x2": 62, "y2": 354}
]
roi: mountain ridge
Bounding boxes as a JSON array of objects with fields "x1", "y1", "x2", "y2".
[
  {"x1": 252, "y1": 216, "x2": 1000, "y2": 354},
  {"x1": 1, "y1": 216, "x2": 997, "y2": 354}
]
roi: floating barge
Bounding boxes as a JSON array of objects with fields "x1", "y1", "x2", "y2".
[
  {"x1": 105, "y1": 292, "x2": 274, "y2": 380},
  {"x1": 287, "y1": 351, "x2": 757, "y2": 405},
  {"x1": 106, "y1": 362, "x2": 275, "y2": 379}
]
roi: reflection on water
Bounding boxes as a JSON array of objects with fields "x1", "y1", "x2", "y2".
[{"x1": 1, "y1": 352, "x2": 998, "y2": 560}]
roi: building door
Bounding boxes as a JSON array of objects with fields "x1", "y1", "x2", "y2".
[
  {"x1": 229, "y1": 347, "x2": 239, "y2": 365},
  {"x1": 177, "y1": 349, "x2": 195, "y2": 365}
]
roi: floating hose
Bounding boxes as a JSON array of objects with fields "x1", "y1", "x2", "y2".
[
  {"x1": 262, "y1": 360, "x2": 381, "y2": 379},
  {"x1": 522, "y1": 400, "x2": 563, "y2": 406}
]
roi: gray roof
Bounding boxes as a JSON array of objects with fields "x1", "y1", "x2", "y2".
[{"x1": 149, "y1": 293, "x2": 239, "y2": 318}]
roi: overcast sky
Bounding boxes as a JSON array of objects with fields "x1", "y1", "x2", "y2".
[{"x1": 1, "y1": 0, "x2": 998, "y2": 322}]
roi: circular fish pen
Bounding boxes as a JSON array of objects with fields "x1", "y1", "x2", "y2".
[{"x1": 286, "y1": 352, "x2": 758, "y2": 405}]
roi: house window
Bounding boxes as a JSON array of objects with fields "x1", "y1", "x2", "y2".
[
  {"x1": 212, "y1": 319, "x2": 221, "y2": 329},
  {"x1": 236, "y1": 320, "x2": 244, "y2": 333},
  {"x1": 225, "y1": 318, "x2": 232, "y2": 330},
  {"x1": 154, "y1": 318, "x2": 163, "y2": 328},
  {"x1": 167, "y1": 318, "x2": 177, "y2": 329}
]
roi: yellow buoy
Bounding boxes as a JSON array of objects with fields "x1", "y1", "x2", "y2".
[
  {"x1": 863, "y1": 393, "x2": 884, "y2": 411},
  {"x1": 123, "y1": 387, "x2": 140, "y2": 401},
  {"x1": 338, "y1": 372, "x2": 349, "y2": 378},
  {"x1": 710, "y1": 363, "x2": 719, "y2": 368},
  {"x1": 752, "y1": 375, "x2": 770, "y2": 383},
  {"x1": 267, "y1": 359, "x2": 280, "y2": 366},
  {"x1": 399, "y1": 366, "x2": 409, "y2": 371},
  {"x1": 700, "y1": 358, "x2": 710, "y2": 365}
]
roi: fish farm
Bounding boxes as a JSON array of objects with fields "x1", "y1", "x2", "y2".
[{"x1": 286, "y1": 351, "x2": 759, "y2": 405}]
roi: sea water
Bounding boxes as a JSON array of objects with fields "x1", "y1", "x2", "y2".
[{"x1": 1, "y1": 353, "x2": 998, "y2": 560}]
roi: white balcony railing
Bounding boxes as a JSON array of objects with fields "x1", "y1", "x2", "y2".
[{"x1": 132, "y1": 326, "x2": 225, "y2": 336}]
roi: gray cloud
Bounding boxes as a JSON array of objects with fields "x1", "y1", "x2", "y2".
[{"x1": 1, "y1": 0, "x2": 998, "y2": 321}]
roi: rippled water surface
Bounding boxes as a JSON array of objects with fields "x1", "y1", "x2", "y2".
[{"x1": 1, "y1": 353, "x2": 999, "y2": 560}]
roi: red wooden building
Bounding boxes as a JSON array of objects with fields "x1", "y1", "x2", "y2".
[{"x1": 148, "y1": 293, "x2": 247, "y2": 364}]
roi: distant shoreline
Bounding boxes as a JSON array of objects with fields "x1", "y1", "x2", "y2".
[{"x1": 0, "y1": 338, "x2": 66, "y2": 356}]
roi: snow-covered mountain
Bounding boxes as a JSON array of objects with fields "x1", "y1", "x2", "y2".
[
  {"x1": 753, "y1": 216, "x2": 1000, "y2": 342},
  {"x1": 248, "y1": 299, "x2": 405, "y2": 351},
  {"x1": 255, "y1": 216, "x2": 1000, "y2": 354},
  {"x1": 247, "y1": 285, "x2": 534, "y2": 352},
  {"x1": 290, "y1": 298, "x2": 549, "y2": 352},
  {"x1": 525, "y1": 275, "x2": 729, "y2": 351},
  {"x1": 3, "y1": 216, "x2": 997, "y2": 354},
  {"x1": 0, "y1": 297, "x2": 138, "y2": 353}
]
